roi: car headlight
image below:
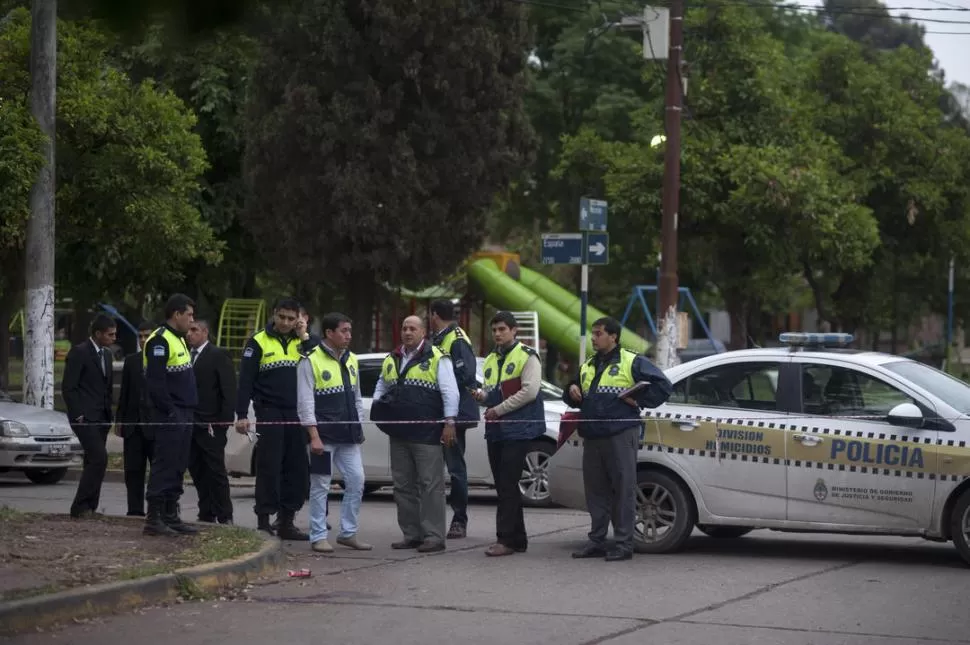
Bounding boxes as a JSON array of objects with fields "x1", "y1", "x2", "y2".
[{"x1": 0, "y1": 420, "x2": 30, "y2": 437}]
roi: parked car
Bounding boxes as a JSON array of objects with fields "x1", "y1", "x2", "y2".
[
  {"x1": 0, "y1": 390, "x2": 83, "y2": 484},
  {"x1": 549, "y1": 332, "x2": 970, "y2": 565},
  {"x1": 225, "y1": 352, "x2": 569, "y2": 507}
]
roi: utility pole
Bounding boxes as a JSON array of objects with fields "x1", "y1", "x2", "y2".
[
  {"x1": 655, "y1": 0, "x2": 684, "y2": 369},
  {"x1": 24, "y1": 0, "x2": 56, "y2": 409}
]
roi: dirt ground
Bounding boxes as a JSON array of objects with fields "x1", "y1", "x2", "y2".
[{"x1": 0, "y1": 508, "x2": 262, "y2": 601}]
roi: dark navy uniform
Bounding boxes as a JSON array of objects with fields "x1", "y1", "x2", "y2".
[
  {"x1": 236, "y1": 323, "x2": 314, "y2": 537},
  {"x1": 143, "y1": 324, "x2": 198, "y2": 535}
]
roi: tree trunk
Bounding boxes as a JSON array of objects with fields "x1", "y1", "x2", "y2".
[
  {"x1": 0, "y1": 307, "x2": 11, "y2": 392},
  {"x1": 724, "y1": 290, "x2": 749, "y2": 351},
  {"x1": 347, "y1": 272, "x2": 377, "y2": 352},
  {"x1": 24, "y1": 0, "x2": 57, "y2": 409},
  {"x1": 802, "y1": 260, "x2": 828, "y2": 329}
]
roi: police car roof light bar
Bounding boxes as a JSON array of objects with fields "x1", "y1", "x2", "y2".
[{"x1": 779, "y1": 332, "x2": 855, "y2": 350}]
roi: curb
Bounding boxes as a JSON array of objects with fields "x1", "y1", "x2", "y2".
[
  {"x1": 63, "y1": 469, "x2": 255, "y2": 488},
  {"x1": 0, "y1": 528, "x2": 282, "y2": 635}
]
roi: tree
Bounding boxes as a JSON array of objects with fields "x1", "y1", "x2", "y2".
[
  {"x1": 119, "y1": 21, "x2": 261, "y2": 312},
  {"x1": 243, "y1": 0, "x2": 535, "y2": 348},
  {"x1": 0, "y1": 9, "x2": 220, "y2": 380}
]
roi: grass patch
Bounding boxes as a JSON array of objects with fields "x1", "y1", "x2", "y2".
[
  {"x1": 116, "y1": 525, "x2": 264, "y2": 582},
  {"x1": 2, "y1": 584, "x2": 59, "y2": 601},
  {"x1": 0, "y1": 505, "x2": 27, "y2": 522}
]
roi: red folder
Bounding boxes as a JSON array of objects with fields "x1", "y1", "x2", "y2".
[{"x1": 500, "y1": 377, "x2": 522, "y2": 399}]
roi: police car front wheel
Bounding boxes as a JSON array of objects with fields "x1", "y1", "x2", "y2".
[
  {"x1": 633, "y1": 470, "x2": 696, "y2": 554},
  {"x1": 948, "y1": 488, "x2": 970, "y2": 567}
]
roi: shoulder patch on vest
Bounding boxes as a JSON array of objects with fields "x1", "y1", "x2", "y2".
[
  {"x1": 349, "y1": 365, "x2": 357, "y2": 377},
  {"x1": 520, "y1": 344, "x2": 537, "y2": 356},
  {"x1": 484, "y1": 367, "x2": 492, "y2": 379},
  {"x1": 505, "y1": 362, "x2": 516, "y2": 375},
  {"x1": 152, "y1": 345, "x2": 165, "y2": 357},
  {"x1": 243, "y1": 346, "x2": 254, "y2": 358},
  {"x1": 386, "y1": 363, "x2": 393, "y2": 374},
  {"x1": 420, "y1": 360, "x2": 431, "y2": 371},
  {"x1": 609, "y1": 365, "x2": 620, "y2": 376},
  {"x1": 322, "y1": 370, "x2": 332, "y2": 381}
]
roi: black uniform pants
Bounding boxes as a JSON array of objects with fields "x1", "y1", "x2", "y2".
[
  {"x1": 486, "y1": 439, "x2": 531, "y2": 550},
  {"x1": 582, "y1": 426, "x2": 639, "y2": 552},
  {"x1": 146, "y1": 406, "x2": 193, "y2": 503},
  {"x1": 189, "y1": 423, "x2": 232, "y2": 522},
  {"x1": 253, "y1": 406, "x2": 308, "y2": 516},
  {"x1": 123, "y1": 429, "x2": 154, "y2": 515},
  {"x1": 70, "y1": 423, "x2": 110, "y2": 516}
]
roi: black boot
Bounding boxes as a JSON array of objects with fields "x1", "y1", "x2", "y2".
[
  {"x1": 163, "y1": 500, "x2": 199, "y2": 535},
  {"x1": 275, "y1": 510, "x2": 309, "y2": 541},
  {"x1": 143, "y1": 501, "x2": 179, "y2": 537},
  {"x1": 257, "y1": 513, "x2": 276, "y2": 536}
]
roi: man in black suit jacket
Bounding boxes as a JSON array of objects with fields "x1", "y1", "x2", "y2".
[
  {"x1": 115, "y1": 321, "x2": 156, "y2": 516},
  {"x1": 62, "y1": 314, "x2": 116, "y2": 519},
  {"x1": 186, "y1": 319, "x2": 237, "y2": 523}
]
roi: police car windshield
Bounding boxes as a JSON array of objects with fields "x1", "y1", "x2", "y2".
[{"x1": 883, "y1": 361, "x2": 970, "y2": 415}]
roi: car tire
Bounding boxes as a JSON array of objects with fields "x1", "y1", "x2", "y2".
[
  {"x1": 520, "y1": 441, "x2": 554, "y2": 508},
  {"x1": 949, "y1": 487, "x2": 970, "y2": 566},
  {"x1": 24, "y1": 468, "x2": 68, "y2": 485},
  {"x1": 696, "y1": 525, "x2": 753, "y2": 539},
  {"x1": 633, "y1": 469, "x2": 696, "y2": 554}
]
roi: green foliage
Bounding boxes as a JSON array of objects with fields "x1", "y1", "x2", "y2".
[
  {"x1": 244, "y1": 0, "x2": 535, "y2": 345},
  {"x1": 0, "y1": 9, "x2": 219, "y2": 305}
]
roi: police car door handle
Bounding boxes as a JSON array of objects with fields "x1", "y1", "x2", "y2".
[
  {"x1": 793, "y1": 434, "x2": 823, "y2": 445},
  {"x1": 676, "y1": 420, "x2": 699, "y2": 431}
]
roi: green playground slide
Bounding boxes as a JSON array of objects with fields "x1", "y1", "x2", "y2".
[{"x1": 467, "y1": 259, "x2": 650, "y2": 358}]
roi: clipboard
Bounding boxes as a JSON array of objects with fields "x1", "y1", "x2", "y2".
[
  {"x1": 309, "y1": 450, "x2": 332, "y2": 476},
  {"x1": 616, "y1": 381, "x2": 651, "y2": 399}
]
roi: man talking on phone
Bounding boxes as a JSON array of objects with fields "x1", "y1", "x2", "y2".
[
  {"x1": 235, "y1": 298, "x2": 314, "y2": 539},
  {"x1": 563, "y1": 317, "x2": 672, "y2": 561}
]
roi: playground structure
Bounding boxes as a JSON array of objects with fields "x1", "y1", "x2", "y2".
[{"x1": 216, "y1": 298, "x2": 267, "y2": 363}]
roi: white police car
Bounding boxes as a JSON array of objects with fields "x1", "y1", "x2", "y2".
[{"x1": 548, "y1": 333, "x2": 970, "y2": 565}]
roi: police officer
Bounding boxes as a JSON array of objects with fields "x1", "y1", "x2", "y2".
[
  {"x1": 143, "y1": 294, "x2": 198, "y2": 537},
  {"x1": 234, "y1": 298, "x2": 314, "y2": 539},
  {"x1": 474, "y1": 311, "x2": 546, "y2": 557},
  {"x1": 297, "y1": 312, "x2": 372, "y2": 554},
  {"x1": 371, "y1": 315, "x2": 459, "y2": 553},
  {"x1": 429, "y1": 299, "x2": 479, "y2": 539},
  {"x1": 564, "y1": 317, "x2": 672, "y2": 561}
]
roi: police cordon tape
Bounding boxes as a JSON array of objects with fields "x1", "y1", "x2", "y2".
[{"x1": 64, "y1": 413, "x2": 964, "y2": 427}]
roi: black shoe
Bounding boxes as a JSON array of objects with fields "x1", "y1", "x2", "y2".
[
  {"x1": 143, "y1": 501, "x2": 179, "y2": 537},
  {"x1": 257, "y1": 514, "x2": 276, "y2": 536},
  {"x1": 447, "y1": 520, "x2": 467, "y2": 539},
  {"x1": 217, "y1": 518, "x2": 234, "y2": 525},
  {"x1": 571, "y1": 542, "x2": 607, "y2": 559},
  {"x1": 276, "y1": 511, "x2": 309, "y2": 541},
  {"x1": 605, "y1": 547, "x2": 633, "y2": 562},
  {"x1": 391, "y1": 539, "x2": 423, "y2": 550},
  {"x1": 197, "y1": 515, "x2": 217, "y2": 524},
  {"x1": 162, "y1": 500, "x2": 199, "y2": 535},
  {"x1": 417, "y1": 540, "x2": 446, "y2": 553},
  {"x1": 126, "y1": 511, "x2": 145, "y2": 517}
]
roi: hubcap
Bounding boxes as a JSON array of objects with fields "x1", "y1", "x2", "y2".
[
  {"x1": 635, "y1": 482, "x2": 677, "y2": 543},
  {"x1": 519, "y1": 451, "x2": 550, "y2": 502}
]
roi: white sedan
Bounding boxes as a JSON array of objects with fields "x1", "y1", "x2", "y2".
[
  {"x1": 0, "y1": 390, "x2": 83, "y2": 484},
  {"x1": 549, "y1": 333, "x2": 970, "y2": 565},
  {"x1": 225, "y1": 353, "x2": 570, "y2": 507}
]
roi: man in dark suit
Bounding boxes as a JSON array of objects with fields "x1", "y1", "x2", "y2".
[
  {"x1": 62, "y1": 314, "x2": 116, "y2": 519},
  {"x1": 186, "y1": 318, "x2": 237, "y2": 524},
  {"x1": 115, "y1": 321, "x2": 156, "y2": 517}
]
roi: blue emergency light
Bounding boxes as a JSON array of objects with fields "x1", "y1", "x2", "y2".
[{"x1": 779, "y1": 332, "x2": 854, "y2": 348}]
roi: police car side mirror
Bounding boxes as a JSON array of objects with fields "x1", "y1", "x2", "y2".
[{"x1": 887, "y1": 403, "x2": 923, "y2": 429}]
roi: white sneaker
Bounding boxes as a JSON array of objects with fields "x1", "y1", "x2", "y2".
[{"x1": 312, "y1": 539, "x2": 334, "y2": 554}]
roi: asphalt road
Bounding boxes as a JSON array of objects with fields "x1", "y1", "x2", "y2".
[{"x1": 2, "y1": 477, "x2": 969, "y2": 645}]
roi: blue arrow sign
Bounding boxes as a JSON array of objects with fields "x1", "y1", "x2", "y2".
[
  {"x1": 541, "y1": 233, "x2": 584, "y2": 265},
  {"x1": 579, "y1": 197, "x2": 608, "y2": 232},
  {"x1": 586, "y1": 232, "x2": 609, "y2": 266}
]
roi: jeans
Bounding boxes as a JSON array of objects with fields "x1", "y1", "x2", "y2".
[
  {"x1": 442, "y1": 428, "x2": 468, "y2": 525},
  {"x1": 309, "y1": 443, "x2": 364, "y2": 543}
]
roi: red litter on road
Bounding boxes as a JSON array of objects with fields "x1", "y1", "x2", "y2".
[{"x1": 287, "y1": 569, "x2": 312, "y2": 578}]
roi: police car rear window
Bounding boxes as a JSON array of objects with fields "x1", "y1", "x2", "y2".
[{"x1": 884, "y1": 360, "x2": 970, "y2": 415}]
